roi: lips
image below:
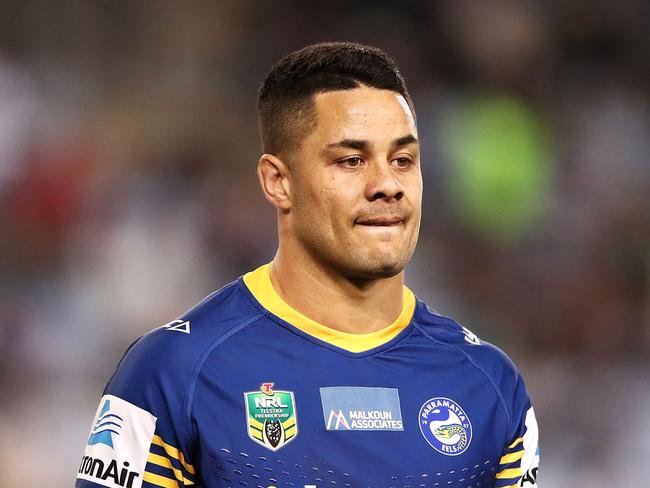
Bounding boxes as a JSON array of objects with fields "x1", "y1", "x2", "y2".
[{"x1": 355, "y1": 216, "x2": 404, "y2": 226}]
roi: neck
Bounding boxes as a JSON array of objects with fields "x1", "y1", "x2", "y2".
[{"x1": 271, "y1": 244, "x2": 405, "y2": 334}]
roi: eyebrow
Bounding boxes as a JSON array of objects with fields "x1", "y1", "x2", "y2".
[
  {"x1": 324, "y1": 134, "x2": 419, "y2": 153},
  {"x1": 325, "y1": 139, "x2": 369, "y2": 151},
  {"x1": 393, "y1": 134, "x2": 419, "y2": 148}
]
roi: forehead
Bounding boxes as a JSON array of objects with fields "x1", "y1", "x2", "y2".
[{"x1": 309, "y1": 86, "x2": 417, "y2": 144}]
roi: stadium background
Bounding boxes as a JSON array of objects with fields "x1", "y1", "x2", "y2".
[{"x1": 0, "y1": 1, "x2": 647, "y2": 486}]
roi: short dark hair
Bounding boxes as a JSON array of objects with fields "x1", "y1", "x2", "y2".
[{"x1": 258, "y1": 42, "x2": 414, "y2": 156}]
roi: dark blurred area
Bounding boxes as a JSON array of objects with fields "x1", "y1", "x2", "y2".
[{"x1": 0, "y1": 1, "x2": 647, "y2": 486}]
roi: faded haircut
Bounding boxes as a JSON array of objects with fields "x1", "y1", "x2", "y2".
[{"x1": 257, "y1": 42, "x2": 414, "y2": 157}]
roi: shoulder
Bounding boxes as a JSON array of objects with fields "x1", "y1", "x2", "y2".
[
  {"x1": 411, "y1": 299, "x2": 524, "y2": 414},
  {"x1": 107, "y1": 278, "x2": 263, "y2": 396}
]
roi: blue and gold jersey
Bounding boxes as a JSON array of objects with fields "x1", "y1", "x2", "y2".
[{"x1": 76, "y1": 263, "x2": 539, "y2": 488}]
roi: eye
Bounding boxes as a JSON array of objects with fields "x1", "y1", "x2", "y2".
[
  {"x1": 338, "y1": 156, "x2": 364, "y2": 168},
  {"x1": 392, "y1": 156, "x2": 413, "y2": 168}
]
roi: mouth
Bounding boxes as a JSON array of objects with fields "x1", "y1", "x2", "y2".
[{"x1": 355, "y1": 216, "x2": 404, "y2": 226}]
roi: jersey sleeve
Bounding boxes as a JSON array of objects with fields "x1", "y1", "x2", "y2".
[
  {"x1": 494, "y1": 373, "x2": 540, "y2": 488},
  {"x1": 75, "y1": 328, "x2": 197, "y2": 488}
]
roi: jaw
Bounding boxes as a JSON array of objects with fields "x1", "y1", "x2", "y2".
[
  {"x1": 283, "y1": 211, "x2": 419, "y2": 280},
  {"x1": 352, "y1": 218, "x2": 418, "y2": 253},
  {"x1": 342, "y1": 229, "x2": 415, "y2": 279}
]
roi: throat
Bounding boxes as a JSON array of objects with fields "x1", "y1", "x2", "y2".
[
  {"x1": 242, "y1": 262, "x2": 416, "y2": 352},
  {"x1": 271, "y1": 259, "x2": 404, "y2": 334}
]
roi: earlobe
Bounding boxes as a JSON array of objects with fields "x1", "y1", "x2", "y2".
[{"x1": 258, "y1": 154, "x2": 292, "y2": 211}]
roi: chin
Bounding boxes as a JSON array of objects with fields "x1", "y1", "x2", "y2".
[
  {"x1": 373, "y1": 261, "x2": 404, "y2": 278},
  {"x1": 350, "y1": 255, "x2": 409, "y2": 279},
  {"x1": 370, "y1": 268, "x2": 401, "y2": 279},
  {"x1": 315, "y1": 236, "x2": 416, "y2": 281}
]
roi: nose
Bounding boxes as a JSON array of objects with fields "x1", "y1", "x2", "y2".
[{"x1": 364, "y1": 161, "x2": 405, "y2": 202}]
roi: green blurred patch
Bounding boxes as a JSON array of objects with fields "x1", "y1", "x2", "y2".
[{"x1": 443, "y1": 95, "x2": 553, "y2": 242}]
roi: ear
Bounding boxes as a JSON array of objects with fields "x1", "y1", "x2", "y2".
[{"x1": 258, "y1": 153, "x2": 292, "y2": 211}]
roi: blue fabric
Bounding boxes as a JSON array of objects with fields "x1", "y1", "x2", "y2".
[{"x1": 76, "y1": 277, "x2": 535, "y2": 488}]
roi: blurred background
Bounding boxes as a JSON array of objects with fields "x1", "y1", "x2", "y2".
[{"x1": 0, "y1": 0, "x2": 647, "y2": 486}]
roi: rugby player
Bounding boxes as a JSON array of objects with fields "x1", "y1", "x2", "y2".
[{"x1": 76, "y1": 42, "x2": 539, "y2": 488}]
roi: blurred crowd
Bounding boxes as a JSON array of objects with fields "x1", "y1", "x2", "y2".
[{"x1": 0, "y1": 1, "x2": 647, "y2": 486}]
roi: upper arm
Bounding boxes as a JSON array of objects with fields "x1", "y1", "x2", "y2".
[
  {"x1": 75, "y1": 332, "x2": 197, "y2": 488},
  {"x1": 494, "y1": 374, "x2": 540, "y2": 487}
]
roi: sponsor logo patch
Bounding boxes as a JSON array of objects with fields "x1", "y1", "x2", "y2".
[
  {"x1": 87, "y1": 399, "x2": 123, "y2": 448},
  {"x1": 77, "y1": 395, "x2": 157, "y2": 488},
  {"x1": 245, "y1": 383, "x2": 297, "y2": 451},
  {"x1": 419, "y1": 397, "x2": 472, "y2": 456},
  {"x1": 320, "y1": 386, "x2": 403, "y2": 431},
  {"x1": 521, "y1": 466, "x2": 538, "y2": 485}
]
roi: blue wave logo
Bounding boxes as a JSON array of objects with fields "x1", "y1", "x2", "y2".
[{"x1": 87, "y1": 399, "x2": 123, "y2": 448}]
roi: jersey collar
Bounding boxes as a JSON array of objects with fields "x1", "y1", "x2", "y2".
[{"x1": 243, "y1": 262, "x2": 416, "y2": 353}]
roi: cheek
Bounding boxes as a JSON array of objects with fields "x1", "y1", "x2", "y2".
[
  {"x1": 312, "y1": 192, "x2": 342, "y2": 231},
  {"x1": 406, "y1": 175, "x2": 423, "y2": 211},
  {"x1": 292, "y1": 168, "x2": 356, "y2": 232},
  {"x1": 300, "y1": 175, "x2": 337, "y2": 212},
  {"x1": 292, "y1": 180, "x2": 334, "y2": 233}
]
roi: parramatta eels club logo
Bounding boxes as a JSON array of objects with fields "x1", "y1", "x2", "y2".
[
  {"x1": 245, "y1": 383, "x2": 297, "y2": 451},
  {"x1": 419, "y1": 397, "x2": 472, "y2": 456}
]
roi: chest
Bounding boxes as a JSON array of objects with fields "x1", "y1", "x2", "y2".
[{"x1": 191, "y1": 338, "x2": 507, "y2": 488}]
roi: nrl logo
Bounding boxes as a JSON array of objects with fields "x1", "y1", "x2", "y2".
[{"x1": 244, "y1": 383, "x2": 297, "y2": 451}]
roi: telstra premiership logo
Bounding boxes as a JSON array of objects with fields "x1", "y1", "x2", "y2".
[{"x1": 245, "y1": 383, "x2": 298, "y2": 451}]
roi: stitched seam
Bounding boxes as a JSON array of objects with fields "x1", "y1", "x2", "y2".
[
  {"x1": 414, "y1": 323, "x2": 513, "y2": 440},
  {"x1": 182, "y1": 312, "x2": 264, "y2": 448}
]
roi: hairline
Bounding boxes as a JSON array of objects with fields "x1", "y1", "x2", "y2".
[{"x1": 269, "y1": 83, "x2": 416, "y2": 160}]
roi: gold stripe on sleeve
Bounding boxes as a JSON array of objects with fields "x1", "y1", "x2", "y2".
[
  {"x1": 499, "y1": 449, "x2": 524, "y2": 464},
  {"x1": 151, "y1": 435, "x2": 196, "y2": 475},
  {"x1": 147, "y1": 452, "x2": 194, "y2": 485},
  {"x1": 508, "y1": 437, "x2": 524, "y2": 449},
  {"x1": 143, "y1": 471, "x2": 180, "y2": 488},
  {"x1": 495, "y1": 468, "x2": 523, "y2": 479}
]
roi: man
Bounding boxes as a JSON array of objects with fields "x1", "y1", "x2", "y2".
[{"x1": 76, "y1": 42, "x2": 539, "y2": 488}]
